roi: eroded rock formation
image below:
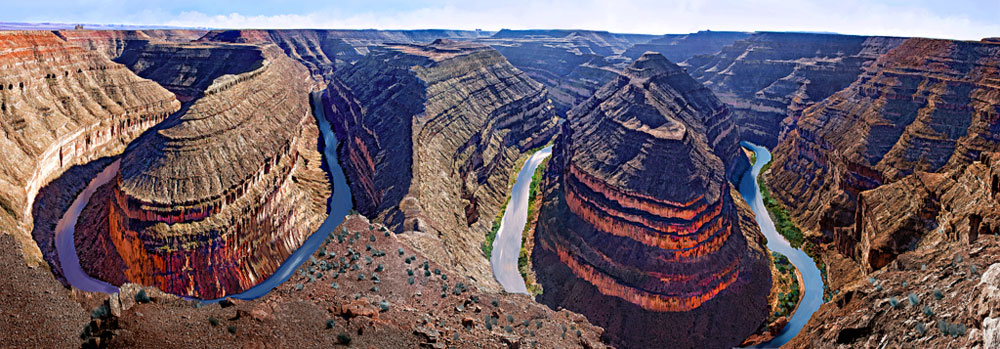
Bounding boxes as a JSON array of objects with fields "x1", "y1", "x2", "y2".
[
  {"x1": 328, "y1": 39, "x2": 558, "y2": 290},
  {"x1": 81, "y1": 43, "x2": 330, "y2": 299},
  {"x1": 622, "y1": 30, "x2": 750, "y2": 63},
  {"x1": 531, "y1": 53, "x2": 769, "y2": 348},
  {"x1": 767, "y1": 38, "x2": 1000, "y2": 241},
  {"x1": 0, "y1": 31, "x2": 179, "y2": 267},
  {"x1": 842, "y1": 152, "x2": 1000, "y2": 272},
  {"x1": 198, "y1": 29, "x2": 490, "y2": 78},
  {"x1": 685, "y1": 32, "x2": 905, "y2": 147}
]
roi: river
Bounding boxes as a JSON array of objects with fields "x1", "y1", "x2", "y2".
[
  {"x1": 53, "y1": 92, "x2": 353, "y2": 301},
  {"x1": 490, "y1": 145, "x2": 552, "y2": 294},
  {"x1": 739, "y1": 142, "x2": 824, "y2": 348}
]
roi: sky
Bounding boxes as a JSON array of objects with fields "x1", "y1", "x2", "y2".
[{"x1": 2, "y1": 0, "x2": 998, "y2": 40}]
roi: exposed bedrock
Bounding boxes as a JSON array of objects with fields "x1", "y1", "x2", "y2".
[
  {"x1": 532, "y1": 53, "x2": 769, "y2": 348},
  {"x1": 478, "y1": 36, "x2": 624, "y2": 116},
  {"x1": 328, "y1": 39, "x2": 558, "y2": 290},
  {"x1": 198, "y1": 29, "x2": 490, "y2": 78},
  {"x1": 841, "y1": 151, "x2": 1000, "y2": 273},
  {"x1": 685, "y1": 32, "x2": 905, "y2": 147},
  {"x1": 77, "y1": 44, "x2": 331, "y2": 299},
  {"x1": 0, "y1": 31, "x2": 180, "y2": 268},
  {"x1": 622, "y1": 30, "x2": 750, "y2": 63},
  {"x1": 768, "y1": 38, "x2": 1000, "y2": 242},
  {"x1": 54, "y1": 29, "x2": 206, "y2": 60},
  {"x1": 114, "y1": 41, "x2": 267, "y2": 101}
]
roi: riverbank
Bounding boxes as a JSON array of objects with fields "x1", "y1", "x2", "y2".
[
  {"x1": 518, "y1": 156, "x2": 549, "y2": 296},
  {"x1": 738, "y1": 142, "x2": 825, "y2": 347}
]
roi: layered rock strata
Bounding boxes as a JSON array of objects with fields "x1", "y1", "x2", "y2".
[
  {"x1": 0, "y1": 31, "x2": 179, "y2": 266},
  {"x1": 842, "y1": 152, "x2": 1000, "y2": 272},
  {"x1": 685, "y1": 32, "x2": 905, "y2": 147},
  {"x1": 622, "y1": 30, "x2": 750, "y2": 63},
  {"x1": 54, "y1": 29, "x2": 206, "y2": 60},
  {"x1": 531, "y1": 53, "x2": 769, "y2": 348},
  {"x1": 768, "y1": 38, "x2": 1000, "y2": 240},
  {"x1": 329, "y1": 39, "x2": 558, "y2": 290},
  {"x1": 92, "y1": 44, "x2": 329, "y2": 298},
  {"x1": 478, "y1": 36, "x2": 624, "y2": 115},
  {"x1": 198, "y1": 29, "x2": 491, "y2": 78}
]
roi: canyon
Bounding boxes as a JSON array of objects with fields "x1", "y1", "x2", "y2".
[
  {"x1": 530, "y1": 52, "x2": 769, "y2": 348},
  {"x1": 0, "y1": 24, "x2": 998, "y2": 349},
  {"x1": 328, "y1": 39, "x2": 558, "y2": 291}
]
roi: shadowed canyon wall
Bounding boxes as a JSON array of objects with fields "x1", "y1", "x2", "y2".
[
  {"x1": 767, "y1": 38, "x2": 1000, "y2": 242},
  {"x1": 74, "y1": 42, "x2": 330, "y2": 299},
  {"x1": 328, "y1": 39, "x2": 558, "y2": 290},
  {"x1": 685, "y1": 32, "x2": 906, "y2": 147},
  {"x1": 0, "y1": 31, "x2": 180, "y2": 268},
  {"x1": 532, "y1": 53, "x2": 769, "y2": 348},
  {"x1": 622, "y1": 30, "x2": 750, "y2": 63}
]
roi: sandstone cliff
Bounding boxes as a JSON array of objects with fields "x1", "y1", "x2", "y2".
[
  {"x1": 531, "y1": 53, "x2": 769, "y2": 348},
  {"x1": 0, "y1": 31, "x2": 179, "y2": 268},
  {"x1": 685, "y1": 32, "x2": 905, "y2": 147},
  {"x1": 76, "y1": 43, "x2": 330, "y2": 299},
  {"x1": 54, "y1": 29, "x2": 205, "y2": 60},
  {"x1": 767, "y1": 38, "x2": 1000, "y2": 241},
  {"x1": 328, "y1": 39, "x2": 558, "y2": 291}
]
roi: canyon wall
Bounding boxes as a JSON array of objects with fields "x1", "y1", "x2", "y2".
[
  {"x1": 622, "y1": 30, "x2": 750, "y2": 63},
  {"x1": 767, "y1": 38, "x2": 1000, "y2": 241},
  {"x1": 531, "y1": 53, "x2": 769, "y2": 348},
  {"x1": 685, "y1": 32, "x2": 905, "y2": 147},
  {"x1": 0, "y1": 31, "x2": 179, "y2": 267},
  {"x1": 54, "y1": 29, "x2": 205, "y2": 60},
  {"x1": 199, "y1": 29, "x2": 490, "y2": 78},
  {"x1": 329, "y1": 39, "x2": 558, "y2": 290},
  {"x1": 88, "y1": 43, "x2": 329, "y2": 299}
]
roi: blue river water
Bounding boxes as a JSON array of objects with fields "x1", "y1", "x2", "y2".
[
  {"x1": 738, "y1": 141, "x2": 824, "y2": 348},
  {"x1": 490, "y1": 145, "x2": 552, "y2": 294},
  {"x1": 54, "y1": 92, "x2": 353, "y2": 301}
]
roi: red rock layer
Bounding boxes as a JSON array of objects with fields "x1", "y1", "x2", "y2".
[
  {"x1": 100, "y1": 44, "x2": 329, "y2": 298},
  {"x1": 768, "y1": 38, "x2": 1000, "y2": 239},
  {"x1": 0, "y1": 31, "x2": 179, "y2": 266},
  {"x1": 533, "y1": 53, "x2": 770, "y2": 348},
  {"x1": 328, "y1": 39, "x2": 558, "y2": 290}
]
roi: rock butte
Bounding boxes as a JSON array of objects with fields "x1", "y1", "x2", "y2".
[
  {"x1": 0, "y1": 31, "x2": 180, "y2": 271},
  {"x1": 78, "y1": 41, "x2": 330, "y2": 299},
  {"x1": 328, "y1": 39, "x2": 558, "y2": 291},
  {"x1": 531, "y1": 52, "x2": 770, "y2": 348}
]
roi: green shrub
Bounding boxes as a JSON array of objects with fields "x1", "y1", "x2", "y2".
[
  {"x1": 888, "y1": 297, "x2": 899, "y2": 309},
  {"x1": 379, "y1": 300, "x2": 390, "y2": 312},
  {"x1": 209, "y1": 317, "x2": 219, "y2": 326},
  {"x1": 134, "y1": 289, "x2": 151, "y2": 303},
  {"x1": 915, "y1": 322, "x2": 927, "y2": 336},
  {"x1": 908, "y1": 293, "x2": 919, "y2": 306},
  {"x1": 91, "y1": 305, "x2": 109, "y2": 319},
  {"x1": 227, "y1": 325, "x2": 237, "y2": 334},
  {"x1": 337, "y1": 333, "x2": 352, "y2": 344},
  {"x1": 326, "y1": 319, "x2": 336, "y2": 329},
  {"x1": 933, "y1": 289, "x2": 944, "y2": 300},
  {"x1": 922, "y1": 306, "x2": 933, "y2": 317}
]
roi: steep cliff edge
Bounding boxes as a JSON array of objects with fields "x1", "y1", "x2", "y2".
[
  {"x1": 685, "y1": 32, "x2": 905, "y2": 147},
  {"x1": 198, "y1": 29, "x2": 489, "y2": 79},
  {"x1": 54, "y1": 29, "x2": 206, "y2": 60},
  {"x1": 0, "y1": 31, "x2": 179, "y2": 268},
  {"x1": 767, "y1": 38, "x2": 1000, "y2": 241},
  {"x1": 531, "y1": 53, "x2": 768, "y2": 348},
  {"x1": 328, "y1": 40, "x2": 558, "y2": 291},
  {"x1": 75, "y1": 43, "x2": 330, "y2": 299},
  {"x1": 622, "y1": 30, "x2": 750, "y2": 63}
]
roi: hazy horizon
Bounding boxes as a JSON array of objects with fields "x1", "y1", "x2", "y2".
[{"x1": 1, "y1": 0, "x2": 997, "y2": 41}]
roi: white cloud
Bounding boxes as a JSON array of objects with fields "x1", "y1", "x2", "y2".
[{"x1": 156, "y1": 0, "x2": 999, "y2": 40}]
